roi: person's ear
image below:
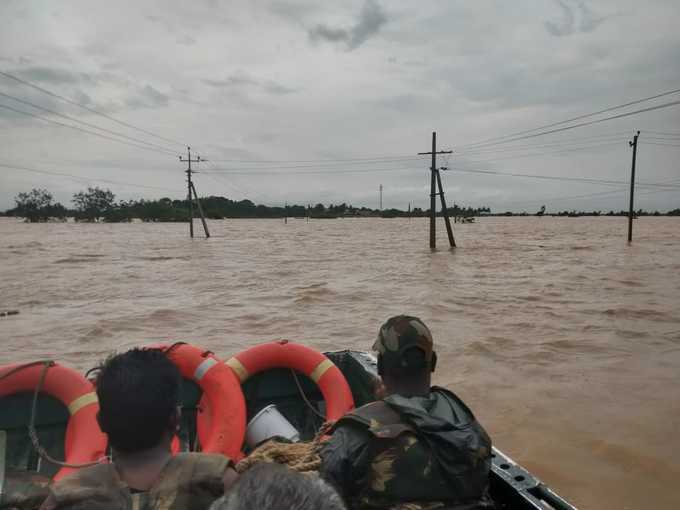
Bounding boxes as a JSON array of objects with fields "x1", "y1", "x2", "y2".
[{"x1": 431, "y1": 351, "x2": 437, "y2": 373}]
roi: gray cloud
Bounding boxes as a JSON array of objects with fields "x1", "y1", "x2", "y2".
[
  {"x1": 262, "y1": 81, "x2": 297, "y2": 95},
  {"x1": 16, "y1": 66, "x2": 88, "y2": 85},
  {"x1": 72, "y1": 89, "x2": 93, "y2": 106},
  {"x1": 309, "y1": 0, "x2": 387, "y2": 50},
  {"x1": 577, "y1": 1, "x2": 606, "y2": 33},
  {"x1": 545, "y1": 0, "x2": 606, "y2": 37},
  {"x1": 125, "y1": 85, "x2": 169, "y2": 109},
  {"x1": 545, "y1": 0, "x2": 576, "y2": 36},
  {"x1": 203, "y1": 73, "x2": 298, "y2": 95},
  {"x1": 203, "y1": 73, "x2": 259, "y2": 88},
  {"x1": 176, "y1": 34, "x2": 196, "y2": 46}
]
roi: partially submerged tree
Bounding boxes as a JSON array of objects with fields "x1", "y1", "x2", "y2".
[
  {"x1": 13, "y1": 188, "x2": 64, "y2": 222},
  {"x1": 72, "y1": 187, "x2": 116, "y2": 222}
]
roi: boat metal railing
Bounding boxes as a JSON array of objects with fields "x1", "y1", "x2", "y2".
[{"x1": 491, "y1": 447, "x2": 578, "y2": 510}]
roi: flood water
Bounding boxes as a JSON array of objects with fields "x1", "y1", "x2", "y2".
[{"x1": 1, "y1": 216, "x2": 679, "y2": 509}]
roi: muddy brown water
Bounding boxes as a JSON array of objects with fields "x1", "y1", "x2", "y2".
[{"x1": 1, "y1": 216, "x2": 679, "y2": 509}]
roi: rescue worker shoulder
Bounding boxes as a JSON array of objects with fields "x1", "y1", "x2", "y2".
[{"x1": 47, "y1": 453, "x2": 231, "y2": 510}]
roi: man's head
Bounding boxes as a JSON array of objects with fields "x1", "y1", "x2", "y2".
[
  {"x1": 373, "y1": 315, "x2": 437, "y2": 395},
  {"x1": 95, "y1": 348, "x2": 181, "y2": 453},
  {"x1": 210, "y1": 463, "x2": 346, "y2": 510}
]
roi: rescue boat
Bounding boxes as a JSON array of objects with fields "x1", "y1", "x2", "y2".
[{"x1": 0, "y1": 343, "x2": 577, "y2": 510}]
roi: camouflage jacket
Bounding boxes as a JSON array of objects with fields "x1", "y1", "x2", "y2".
[
  {"x1": 46, "y1": 453, "x2": 230, "y2": 510},
  {"x1": 319, "y1": 387, "x2": 494, "y2": 510}
]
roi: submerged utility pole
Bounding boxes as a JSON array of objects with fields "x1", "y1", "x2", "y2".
[
  {"x1": 627, "y1": 131, "x2": 640, "y2": 243},
  {"x1": 179, "y1": 146, "x2": 210, "y2": 238},
  {"x1": 418, "y1": 132, "x2": 454, "y2": 249}
]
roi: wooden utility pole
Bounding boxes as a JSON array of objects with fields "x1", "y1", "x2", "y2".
[
  {"x1": 628, "y1": 131, "x2": 640, "y2": 242},
  {"x1": 379, "y1": 184, "x2": 383, "y2": 212},
  {"x1": 179, "y1": 146, "x2": 210, "y2": 238},
  {"x1": 435, "y1": 168, "x2": 456, "y2": 247},
  {"x1": 418, "y1": 132, "x2": 454, "y2": 249}
]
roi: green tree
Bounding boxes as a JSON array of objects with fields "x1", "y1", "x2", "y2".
[
  {"x1": 72, "y1": 187, "x2": 115, "y2": 222},
  {"x1": 13, "y1": 188, "x2": 58, "y2": 222}
]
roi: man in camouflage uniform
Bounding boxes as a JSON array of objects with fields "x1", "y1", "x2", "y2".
[
  {"x1": 40, "y1": 348, "x2": 237, "y2": 510},
  {"x1": 320, "y1": 316, "x2": 494, "y2": 510}
]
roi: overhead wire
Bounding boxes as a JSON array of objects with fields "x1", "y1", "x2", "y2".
[
  {"x1": 0, "y1": 70, "x2": 186, "y2": 148},
  {"x1": 207, "y1": 155, "x2": 421, "y2": 163},
  {"x1": 444, "y1": 166, "x2": 680, "y2": 189},
  {"x1": 458, "y1": 99, "x2": 680, "y2": 150},
  {"x1": 200, "y1": 158, "x2": 422, "y2": 172},
  {"x1": 640, "y1": 141, "x2": 680, "y2": 147},
  {"x1": 641, "y1": 130, "x2": 680, "y2": 137},
  {"x1": 462, "y1": 87, "x2": 680, "y2": 148},
  {"x1": 0, "y1": 103, "x2": 178, "y2": 157},
  {"x1": 202, "y1": 166, "x2": 418, "y2": 175},
  {"x1": 456, "y1": 132, "x2": 629, "y2": 156},
  {"x1": 484, "y1": 177, "x2": 680, "y2": 209},
  {"x1": 201, "y1": 160, "x2": 271, "y2": 202},
  {"x1": 0, "y1": 163, "x2": 183, "y2": 193},
  {"x1": 0, "y1": 91, "x2": 179, "y2": 155},
  {"x1": 459, "y1": 140, "x2": 623, "y2": 165}
]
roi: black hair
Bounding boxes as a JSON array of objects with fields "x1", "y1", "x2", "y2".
[
  {"x1": 378, "y1": 347, "x2": 436, "y2": 377},
  {"x1": 212, "y1": 463, "x2": 346, "y2": 510},
  {"x1": 95, "y1": 348, "x2": 181, "y2": 453}
]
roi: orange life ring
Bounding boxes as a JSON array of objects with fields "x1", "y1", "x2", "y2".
[
  {"x1": 0, "y1": 362, "x2": 107, "y2": 481},
  {"x1": 151, "y1": 343, "x2": 246, "y2": 459},
  {"x1": 226, "y1": 341, "x2": 354, "y2": 422}
]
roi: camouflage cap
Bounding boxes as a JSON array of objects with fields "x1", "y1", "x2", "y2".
[{"x1": 372, "y1": 315, "x2": 434, "y2": 370}]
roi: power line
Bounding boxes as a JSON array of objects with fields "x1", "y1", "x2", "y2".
[
  {"x1": 459, "y1": 99, "x2": 680, "y2": 150},
  {"x1": 462, "y1": 87, "x2": 680, "y2": 148},
  {"x1": 0, "y1": 70, "x2": 186, "y2": 148},
  {"x1": 202, "y1": 158, "x2": 422, "y2": 171},
  {"x1": 457, "y1": 132, "x2": 629, "y2": 156},
  {"x1": 0, "y1": 90, "x2": 179, "y2": 154},
  {"x1": 461, "y1": 140, "x2": 622, "y2": 165},
  {"x1": 641, "y1": 141, "x2": 680, "y2": 147},
  {"x1": 488, "y1": 176, "x2": 680, "y2": 209},
  {"x1": 0, "y1": 103, "x2": 177, "y2": 157},
  {"x1": 446, "y1": 166, "x2": 680, "y2": 189},
  {"x1": 202, "y1": 166, "x2": 417, "y2": 175},
  {"x1": 0, "y1": 163, "x2": 183, "y2": 193},
  {"x1": 207, "y1": 155, "x2": 421, "y2": 163},
  {"x1": 645, "y1": 136, "x2": 680, "y2": 141},
  {"x1": 642, "y1": 130, "x2": 680, "y2": 137},
  {"x1": 202, "y1": 160, "x2": 272, "y2": 202}
]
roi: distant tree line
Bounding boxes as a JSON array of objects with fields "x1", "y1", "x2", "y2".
[
  {"x1": 495, "y1": 209, "x2": 677, "y2": 217},
  {"x1": 3, "y1": 187, "x2": 678, "y2": 222},
  {"x1": 4, "y1": 187, "x2": 493, "y2": 222}
]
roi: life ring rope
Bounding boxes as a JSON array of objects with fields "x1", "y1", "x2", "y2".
[
  {"x1": 226, "y1": 341, "x2": 355, "y2": 423},
  {"x1": 0, "y1": 361, "x2": 107, "y2": 472}
]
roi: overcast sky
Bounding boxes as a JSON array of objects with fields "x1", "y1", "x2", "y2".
[{"x1": 1, "y1": 0, "x2": 679, "y2": 212}]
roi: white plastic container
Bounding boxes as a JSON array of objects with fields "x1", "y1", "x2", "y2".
[{"x1": 245, "y1": 404, "x2": 300, "y2": 448}]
